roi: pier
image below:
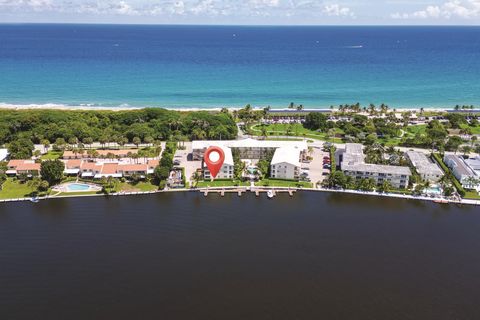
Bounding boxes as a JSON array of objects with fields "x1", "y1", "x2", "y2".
[{"x1": 198, "y1": 186, "x2": 297, "y2": 198}]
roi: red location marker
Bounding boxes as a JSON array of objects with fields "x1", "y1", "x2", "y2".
[{"x1": 204, "y1": 146, "x2": 225, "y2": 179}]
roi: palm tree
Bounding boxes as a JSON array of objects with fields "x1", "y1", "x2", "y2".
[
  {"x1": 260, "y1": 125, "x2": 268, "y2": 140},
  {"x1": 470, "y1": 135, "x2": 477, "y2": 147},
  {"x1": 461, "y1": 145, "x2": 472, "y2": 157},
  {"x1": 380, "y1": 180, "x2": 392, "y2": 193},
  {"x1": 41, "y1": 139, "x2": 50, "y2": 153}
]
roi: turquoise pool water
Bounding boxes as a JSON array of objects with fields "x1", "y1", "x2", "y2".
[
  {"x1": 425, "y1": 186, "x2": 442, "y2": 195},
  {"x1": 66, "y1": 183, "x2": 91, "y2": 192}
]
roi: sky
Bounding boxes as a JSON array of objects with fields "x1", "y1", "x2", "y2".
[{"x1": 0, "y1": 0, "x2": 480, "y2": 25}]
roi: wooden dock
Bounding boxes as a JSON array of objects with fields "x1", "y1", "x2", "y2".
[{"x1": 198, "y1": 187, "x2": 296, "y2": 198}]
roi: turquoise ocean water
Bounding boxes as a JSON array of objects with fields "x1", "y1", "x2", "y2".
[{"x1": 0, "y1": 24, "x2": 479, "y2": 109}]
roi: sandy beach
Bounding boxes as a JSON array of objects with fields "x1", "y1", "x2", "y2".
[{"x1": 0, "y1": 103, "x2": 456, "y2": 113}]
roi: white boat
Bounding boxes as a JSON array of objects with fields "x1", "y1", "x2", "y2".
[
  {"x1": 29, "y1": 197, "x2": 39, "y2": 203},
  {"x1": 267, "y1": 190, "x2": 274, "y2": 199}
]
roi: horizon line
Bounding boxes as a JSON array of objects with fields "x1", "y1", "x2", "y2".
[{"x1": 1, "y1": 22, "x2": 480, "y2": 27}]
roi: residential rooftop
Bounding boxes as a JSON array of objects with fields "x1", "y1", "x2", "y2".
[
  {"x1": 341, "y1": 143, "x2": 412, "y2": 176},
  {"x1": 444, "y1": 155, "x2": 477, "y2": 177},
  {"x1": 271, "y1": 147, "x2": 301, "y2": 167},
  {"x1": 192, "y1": 138, "x2": 307, "y2": 151},
  {"x1": 405, "y1": 151, "x2": 443, "y2": 176}
]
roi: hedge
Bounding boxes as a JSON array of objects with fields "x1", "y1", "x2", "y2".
[{"x1": 432, "y1": 153, "x2": 466, "y2": 197}]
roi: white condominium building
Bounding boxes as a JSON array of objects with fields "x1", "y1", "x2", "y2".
[
  {"x1": 405, "y1": 151, "x2": 444, "y2": 182},
  {"x1": 270, "y1": 147, "x2": 302, "y2": 180},
  {"x1": 202, "y1": 145, "x2": 235, "y2": 180},
  {"x1": 444, "y1": 155, "x2": 480, "y2": 191},
  {"x1": 339, "y1": 143, "x2": 411, "y2": 189},
  {"x1": 192, "y1": 138, "x2": 308, "y2": 181}
]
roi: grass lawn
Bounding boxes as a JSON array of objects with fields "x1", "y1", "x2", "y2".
[
  {"x1": 40, "y1": 150, "x2": 63, "y2": 160},
  {"x1": 256, "y1": 179, "x2": 313, "y2": 188},
  {"x1": 114, "y1": 181, "x2": 158, "y2": 192},
  {"x1": 406, "y1": 124, "x2": 427, "y2": 136},
  {"x1": 249, "y1": 123, "x2": 344, "y2": 143},
  {"x1": 196, "y1": 180, "x2": 250, "y2": 188},
  {"x1": 464, "y1": 191, "x2": 480, "y2": 200},
  {"x1": 378, "y1": 136, "x2": 403, "y2": 147},
  {"x1": 266, "y1": 138, "x2": 304, "y2": 141},
  {"x1": 0, "y1": 178, "x2": 36, "y2": 199},
  {"x1": 131, "y1": 181, "x2": 159, "y2": 192},
  {"x1": 460, "y1": 124, "x2": 480, "y2": 134}
]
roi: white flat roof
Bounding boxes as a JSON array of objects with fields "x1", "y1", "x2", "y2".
[
  {"x1": 271, "y1": 147, "x2": 301, "y2": 167},
  {"x1": 192, "y1": 138, "x2": 307, "y2": 151},
  {"x1": 406, "y1": 151, "x2": 443, "y2": 176},
  {"x1": 0, "y1": 149, "x2": 8, "y2": 162},
  {"x1": 64, "y1": 169, "x2": 80, "y2": 174}
]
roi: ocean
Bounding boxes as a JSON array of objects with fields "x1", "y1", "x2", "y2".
[{"x1": 0, "y1": 24, "x2": 479, "y2": 109}]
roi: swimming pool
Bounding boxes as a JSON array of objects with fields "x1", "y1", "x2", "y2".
[
  {"x1": 424, "y1": 186, "x2": 443, "y2": 196},
  {"x1": 52, "y1": 182, "x2": 102, "y2": 193},
  {"x1": 66, "y1": 183, "x2": 92, "y2": 192}
]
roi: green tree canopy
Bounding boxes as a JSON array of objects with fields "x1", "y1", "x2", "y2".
[{"x1": 40, "y1": 159, "x2": 65, "y2": 186}]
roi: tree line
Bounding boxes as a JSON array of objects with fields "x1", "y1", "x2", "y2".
[{"x1": 0, "y1": 108, "x2": 237, "y2": 159}]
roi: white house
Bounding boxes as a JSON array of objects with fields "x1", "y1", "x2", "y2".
[
  {"x1": 406, "y1": 151, "x2": 444, "y2": 182},
  {"x1": 444, "y1": 155, "x2": 480, "y2": 191},
  {"x1": 270, "y1": 147, "x2": 302, "y2": 180}
]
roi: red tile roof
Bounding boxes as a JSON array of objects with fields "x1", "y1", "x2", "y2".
[{"x1": 100, "y1": 163, "x2": 119, "y2": 174}]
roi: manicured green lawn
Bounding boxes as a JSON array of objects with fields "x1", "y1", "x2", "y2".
[
  {"x1": 249, "y1": 123, "x2": 344, "y2": 143},
  {"x1": 114, "y1": 181, "x2": 158, "y2": 192},
  {"x1": 0, "y1": 178, "x2": 36, "y2": 199},
  {"x1": 196, "y1": 180, "x2": 249, "y2": 188},
  {"x1": 256, "y1": 179, "x2": 313, "y2": 188},
  {"x1": 406, "y1": 124, "x2": 427, "y2": 136},
  {"x1": 460, "y1": 124, "x2": 480, "y2": 134},
  {"x1": 266, "y1": 138, "x2": 304, "y2": 141},
  {"x1": 131, "y1": 181, "x2": 159, "y2": 192},
  {"x1": 41, "y1": 150, "x2": 63, "y2": 160},
  {"x1": 464, "y1": 191, "x2": 480, "y2": 200}
]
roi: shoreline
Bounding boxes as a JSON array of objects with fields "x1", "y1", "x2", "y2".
[
  {"x1": 0, "y1": 103, "x2": 465, "y2": 113},
  {"x1": 1, "y1": 186, "x2": 478, "y2": 207}
]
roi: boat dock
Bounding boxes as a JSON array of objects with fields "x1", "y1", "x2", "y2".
[{"x1": 199, "y1": 187, "x2": 296, "y2": 198}]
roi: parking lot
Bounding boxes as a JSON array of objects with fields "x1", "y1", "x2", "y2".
[
  {"x1": 302, "y1": 142, "x2": 331, "y2": 187},
  {"x1": 173, "y1": 142, "x2": 202, "y2": 185}
]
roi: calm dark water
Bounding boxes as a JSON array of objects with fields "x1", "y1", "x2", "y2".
[{"x1": 0, "y1": 192, "x2": 479, "y2": 320}]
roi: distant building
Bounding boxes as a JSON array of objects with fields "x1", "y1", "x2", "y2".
[
  {"x1": 465, "y1": 156, "x2": 480, "y2": 174},
  {"x1": 192, "y1": 138, "x2": 307, "y2": 161},
  {"x1": 339, "y1": 143, "x2": 411, "y2": 189},
  {"x1": 405, "y1": 151, "x2": 444, "y2": 182},
  {"x1": 444, "y1": 155, "x2": 480, "y2": 190},
  {"x1": 72, "y1": 159, "x2": 158, "y2": 179},
  {"x1": 63, "y1": 149, "x2": 140, "y2": 160},
  {"x1": 0, "y1": 149, "x2": 8, "y2": 162},
  {"x1": 270, "y1": 147, "x2": 302, "y2": 180}
]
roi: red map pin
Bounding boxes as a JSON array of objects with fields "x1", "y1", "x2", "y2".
[{"x1": 204, "y1": 146, "x2": 225, "y2": 179}]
